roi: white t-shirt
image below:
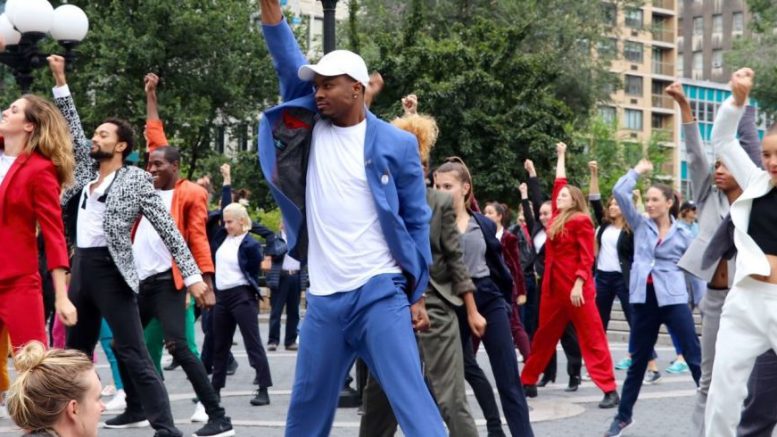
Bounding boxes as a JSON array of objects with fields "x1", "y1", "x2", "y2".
[
  {"x1": 533, "y1": 229, "x2": 547, "y2": 254},
  {"x1": 597, "y1": 225, "x2": 622, "y2": 273},
  {"x1": 280, "y1": 230, "x2": 301, "y2": 271},
  {"x1": 133, "y1": 189, "x2": 175, "y2": 280},
  {"x1": 305, "y1": 119, "x2": 400, "y2": 295},
  {"x1": 215, "y1": 232, "x2": 249, "y2": 290},
  {"x1": 0, "y1": 152, "x2": 17, "y2": 186},
  {"x1": 76, "y1": 171, "x2": 117, "y2": 248}
]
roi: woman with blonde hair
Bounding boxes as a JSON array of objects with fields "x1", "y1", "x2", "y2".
[
  {"x1": 7, "y1": 341, "x2": 104, "y2": 436},
  {"x1": 520, "y1": 142, "x2": 619, "y2": 409},
  {"x1": 0, "y1": 91, "x2": 77, "y2": 349}
]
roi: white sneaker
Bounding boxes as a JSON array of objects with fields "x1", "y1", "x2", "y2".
[
  {"x1": 103, "y1": 390, "x2": 126, "y2": 412},
  {"x1": 191, "y1": 401, "x2": 207, "y2": 423},
  {"x1": 101, "y1": 384, "x2": 117, "y2": 397}
]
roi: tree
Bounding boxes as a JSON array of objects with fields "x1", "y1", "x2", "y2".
[
  {"x1": 19, "y1": 0, "x2": 279, "y2": 197},
  {"x1": 727, "y1": 0, "x2": 777, "y2": 116}
]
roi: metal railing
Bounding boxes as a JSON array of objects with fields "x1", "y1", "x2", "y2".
[
  {"x1": 652, "y1": 0, "x2": 675, "y2": 11},
  {"x1": 652, "y1": 27, "x2": 674, "y2": 43},
  {"x1": 652, "y1": 94, "x2": 675, "y2": 109},
  {"x1": 652, "y1": 60, "x2": 675, "y2": 76}
]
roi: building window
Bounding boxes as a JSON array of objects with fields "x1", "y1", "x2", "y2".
[
  {"x1": 712, "y1": 14, "x2": 723, "y2": 34},
  {"x1": 733, "y1": 12, "x2": 744, "y2": 33},
  {"x1": 624, "y1": 41, "x2": 644, "y2": 63},
  {"x1": 693, "y1": 16, "x2": 704, "y2": 36},
  {"x1": 677, "y1": 58, "x2": 684, "y2": 77},
  {"x1": 597, "y1": 37, "x2": 617, "y2": 58},
  {"x1": 625, "y1": 75, "x2": 643, "y2": 96},
  {"x1": 712, "y1": 49, "x2": 723, "y2": 68},
  {"x1": 693, "y1": 51, "x2": 703, "y2": 71},
  {"x1": 706, "y1": 102, "x2": 715, "y2": 122},
  {"x1": 625, "y1": 8, "x2": 643, "y2": 28},
  {"x1": 599, "y1": 106, "x2": 616, "y2": 125},
  {"x1": 602, "y1": 3, "x2": 617, "y2": 27},
  {"x1": 215, "y1": 126, "x2": 225, "y2": 154},
  {"x1": 625, "y1": 109, "x2": 643, "y2": 131}
]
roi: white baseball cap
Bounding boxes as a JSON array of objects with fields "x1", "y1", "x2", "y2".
[{"x1": 298, "y1": 50, "x2": 370, "y2": 88}]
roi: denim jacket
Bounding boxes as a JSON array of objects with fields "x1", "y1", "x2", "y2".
[{"x1": 614, "y1": 170, "x2": 692, "y2": 306}]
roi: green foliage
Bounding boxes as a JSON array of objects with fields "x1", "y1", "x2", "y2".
[
  {"x1": 19, "y1": 0, "x2": 279, "y2": 182},
  {"x1": 727, "y1": 0, "x2": 777, "y2": 116}
]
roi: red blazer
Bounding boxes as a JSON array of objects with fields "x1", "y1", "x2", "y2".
[
  {"x1": 542, "y1": 178, "x2": 595, "y2": 298},
  {"x1": 500, "y1": 230, "x2": 527, "y2": 299},
  {"x1": 0, "y1": 152, "x2": 69, "y2": 281}
]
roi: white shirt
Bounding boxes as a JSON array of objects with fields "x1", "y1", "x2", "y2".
[
  {"x1": 280, "y1": 231, "x2": 301, "y2": 271},
  {"x1": 0, "y1": 152, "x2": 17, "y2": 186},
  {"x1": 215, "y1": 232, "x2": 249, "y2": 290},
  {"x1": 597, "y1": 225, "x2": 622, "y2": 273},
  {"x1": 533, "y1": 229, "x2": 547, "y2": 254},
  {"x1": 305, "y1": 119, "x2": 400, "y2": 295},
  {"x1": 496, "y1": 227, "x2": 504, "y2": 241},
  {"x1": 76, "y1": 171, "x2": 117, "y2": 248},
  {"x1": 133, "y1": 189, "x2": 175, "y2": 280}
]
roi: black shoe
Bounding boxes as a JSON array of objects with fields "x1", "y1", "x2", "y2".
[
  {"x1": 250, "y1": 387, "x2": 270, "y2": 406},
  {"x1": 523, "y1": 384, "x2": 538, "y2": 398},
  {"x1": 537, "y1": 375, "x2": 555, "y2": 387},
  {"x1": 226, "y1": 359, "x2": 238, "y2": 376},
  {"x1": 193, "y1": 416, "x2": 235, "y2": 437},
  {"x1": 599, "y1": 391, "x2": 620, "y2": 409},
  {"x1": 337, "y1": 385, "x2": 361, "y2": 408},
  {"x1": 104, "y1": 411, "x2": 150, "y2": 429},
  {"x1": 164, "y1": 358, "x2": 181, "y2": 371},
  {"x1": 604, "y1": 416, "x2": 632, "y2": 437},
  {"x1": 565, "y1": 375, "x2": 581, "y2": 392}
]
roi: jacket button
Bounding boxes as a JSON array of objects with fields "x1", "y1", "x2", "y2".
[{"x1": 381, "y1": 174, "x2": 389, "y2": 185}]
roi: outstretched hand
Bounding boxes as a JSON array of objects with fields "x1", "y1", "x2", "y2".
[
  {"x1": 730, "y1": 68, "x2": 754, "y2": 107},
  {"x1": 665, "y1": 82, "x2": 687, "y2": 105},
  {"x1": 145, "y1": 73, "x2": 160, "y2": 94},
  {"x1": 634, "y1": 159, "x2": 654, "y2": 176},
  {"x1": 47, "y1": 55, "x2": 67, "y2": 87}
]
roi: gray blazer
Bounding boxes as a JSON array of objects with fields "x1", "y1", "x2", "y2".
[
  {"x1": 55, "y1": 92, "x2": 200, "y2": 293},
  {"x1": 677, "y1": 106, "x2": 760, "y2": 285},
  {"x1": 427, "y1": 188, "x2": 475, "y2": 306}
]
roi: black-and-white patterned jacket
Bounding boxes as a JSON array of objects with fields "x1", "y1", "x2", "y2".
[{"x1": 55, "y1": 92, "x2": 201, "y2": 293}]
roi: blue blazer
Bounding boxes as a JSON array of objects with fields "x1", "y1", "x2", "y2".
[
  {"x1": 472, "y1": 213, "x2": 514, "y2": 304},
  {"x1": 212, "y1": 230, "x2": 264, "y2": 298},
  {"x1": 614, "y1": 170, "x2": 692, "y2": 307},
  {"x1": 258, "y1": 19, "x2": 432, "y2": 303}
]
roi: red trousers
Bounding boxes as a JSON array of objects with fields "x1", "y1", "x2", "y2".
[
  {"x1": 521, "y1": 287, "x2": 616, "y2": 393},
  {"x1": 0, "y1": 273, "x2": 47, "y2": 350}
]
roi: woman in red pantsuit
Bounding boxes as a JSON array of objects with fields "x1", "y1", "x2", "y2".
[
  {"x1": 0, "y1": 92, "x2": 76, "y2": 349},
  {"x1": 483, "y1": 202, "x2": 531, "y2": 360},
  {"x1": 520, "y1": 142, "x2": 619, "y2": 409}
]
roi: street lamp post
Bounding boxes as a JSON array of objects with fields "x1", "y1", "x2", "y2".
[
  {"x1": 319, "y1": 0, "x2": 338, "y2": 54},
  {"x1": 0, "y1": 0, "x2": 89, "y2": 92}
]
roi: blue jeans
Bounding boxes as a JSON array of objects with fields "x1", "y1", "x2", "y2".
[
  {"x1": 617, "y1": 285, "x2": 701, "y2": 422},
  {"x1": 285, "y1": 273, "x2": 445, "y2": 437}
]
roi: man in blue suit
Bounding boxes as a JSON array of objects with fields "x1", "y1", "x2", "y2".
[{"x1": 257, "y1": 2, "x2": 446, "y2": 436}]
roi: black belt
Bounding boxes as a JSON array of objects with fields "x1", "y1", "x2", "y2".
[
  {"x1": 140, "y1": 270, "x2": 174, "y2": 287},
  {"x1": 281, "y1": 269, "x2": 299, "y2": 276}
]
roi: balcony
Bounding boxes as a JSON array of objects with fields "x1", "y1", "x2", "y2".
[
  {"x1": 652, "y1": 60, "x2": 675, "y2": 76},
  {"x1": 652, "y1": 0, "x2": 675, "y2": 12},
  {"x1": 652, "y1": 94, "x2": 675, "y2": 109},
  {"x1": 652, "y1": 26, "x2": 674, "y2": 43}
]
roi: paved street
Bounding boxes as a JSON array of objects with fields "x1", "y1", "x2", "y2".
[{"x1": 0, "y1": 315, "x2": 712, "y2": 436}]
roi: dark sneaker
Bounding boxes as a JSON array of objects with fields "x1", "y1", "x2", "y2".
[
  {"x1": 604, "y1": 417, "x2": 632, "y2": 437},
  {"x1": 599, "y1": 391, "x2": 620, "y2": 409},
  {"x1": 250, "y1": 387, "x2": 270, "y2": 406},
  {"x1": 164, "y1": 358, "x2": 181, "y2": 371},
  {"x1": 285, "y1": 343, "x2": 298, "y2": 351},
  {"x1": 267, "y1": 343, "x2": 278, "y2": 352},
  {"x1": 643, "y1": 370, "x2": 662, "y2": 385},
  {"x1": 523, "y1": 384, "x2": 538, "y2": 398},
  {"x1": 193, "y1": 416, "x2": 236, "y2": 437},
  {"x1": 104, "y1": 411, "x2": 150, "y2": 429},
  {"x1": 565, "y1": 375, "x2": 581, "y2": 392},
  {"x1": 226, "y1": 359, "x2": 238, "y2": 376},
  {"x1": 537, "y1": 375, "x2": 555, "y2": 387}
]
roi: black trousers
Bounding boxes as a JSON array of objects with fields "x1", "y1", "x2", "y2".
[
  {"x1": 119, "y1": 271, "x2": 224, "y2": 420},
  {"x1": 200, "y1": 307, "x2": 236, "y2": 374},
  {"x1": 66, "y1": 248, "x2": 179, "y2": 436},
  {"x1": 268, "y1": 271, "x2": 301, "y2": 347},
  {"x1": 211, "y1": 285, "x2": 272, "y2": 390}
]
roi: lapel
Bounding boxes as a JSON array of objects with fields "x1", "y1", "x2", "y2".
[
  {"x1": 0, "y1": 153, "x2": 30, "y2": 212},
  {"x1": 363, "y1": 111, "x2": 385, "y2": 206},
  {"x1": 731, "y1": 173, "x2": 772, "y2": 230}
]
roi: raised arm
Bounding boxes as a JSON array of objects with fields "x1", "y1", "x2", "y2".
[
  {"x1": 48, "y1": 55, "x2": 95, "y2": 202},
  {"x1": 524, "y1": 159, "x2": 543, "y2": 223},
  {"x1": 551, "y1": 142, "x2": 568, "y2": 216},
  {"x1": 144, "y1": 73, "x2": 169, "y2": 152},
  {"x1": 260, "y1": 0, "x2": 312, "y2": 102},
  {"x1": 667, "y1": 82, "x2": 710, "y2": 203},
  {"x1": 613, "y1": 160, "x2": 652, "y2": 230},
  {"x1": 737, "y1": 105, "x2": 762, "y2": 168},
  {"x1": 519, "y1": 182, "x2": 536, "y2": 232},
  {"x1": 588, "y1": 161, "x2": 604, "y2": 226},
  {"x1": 220, "y1": 163, "x2": 233, "y2": 211},
  {"x1": 712, "y1": 68, "x2": 761, "y2": 190}
]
